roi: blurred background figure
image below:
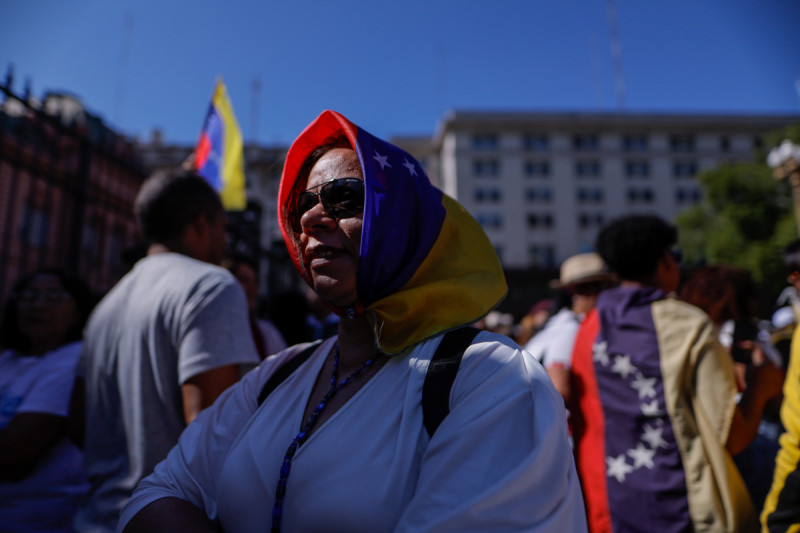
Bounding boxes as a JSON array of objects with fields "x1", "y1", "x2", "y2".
[
  {"x1": 76, "y1": 169, "x2": 260, "y2": 533},
  {"x1": 0, "y1": 268, "x2": 96, "y2": 532},
  {"x1": 222, "y1": 255, "x2": 286, "y2": 360},
  {"x1": 570, "y1": 214, "x2": 783, "y2": 532},
  {"x1": 525, "y1": 252, "x2": 616, "y2": 404},
  {"x1": 680, "y1": 264, "x2": 785, "y2": 512},
  {"x1": 513, "y1": 298, "x2": 553, "y2": 347},
  {"x1": 761, "y1": 239, "x2": 800, "y2": 530},
  {"x1": 477, "y1": 310, "x2": 515, "y2": 337}
]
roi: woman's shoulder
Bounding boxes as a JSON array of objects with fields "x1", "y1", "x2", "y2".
[{"x1": 417, "y1": 329, "x2": 543, "y2": 387}]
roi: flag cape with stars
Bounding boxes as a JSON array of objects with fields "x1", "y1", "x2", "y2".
[
  {"x1": 570, "y1": 286, "x2": 757, "y2": 532},
  {"x1": 278, "y1": 110, "x2": 507, "y2": 354},
  {"x1": 194, "y1": 78, "x2": 246, "y2": 210}
]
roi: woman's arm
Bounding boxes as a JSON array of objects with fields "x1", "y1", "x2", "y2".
[{"x1": 123, "y1": 497, "x2": 217, "y2": 533}]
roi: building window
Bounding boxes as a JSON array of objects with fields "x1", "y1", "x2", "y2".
[
  {"x1": 529, "y1": 244, "x2": 556, "y2": 268},
  {"x1": 573, "y1": 134, "x2": 599, "y2": 151},
  {"x1": 627, "y1": 188, "x2": 655, "y2": 204},
  {"x1": 576, "y1": 159, "x2": 601, "y2": 178},
  {"x1": 578, "y1": 213, "x2": 605, "y2": 229},
  {"x1": 673, "y1": 160, "x2": 698, "y2": 178},
  {"x1": 472, "y1": 133, "x2": 498, "y2": 149},
  {"x1": 526, "y1": 188, "x2": 553, "y2": 203},
  {"x1": 524, "y1": 160, "x2": 550, "y2": 177},
  {"x1": 623, "y1": 134, "x2": 648, "y2": 152},
  {"x1": 720, "y1": 136, "x2": 730, "y2": 153},
  {"x1": 676, "y1": 188, "x2": 702, "y2": 205},
  {"x1": 527, "y1": 213, "x2": 554, "y2": 229},
  {"x1": 577, "y1": 187, "x2": 604, "y2": 204},
  {"x1": 625, "y1": 160, "x2": 650, "y2": 178},
  {"x1": 476, "y1": 213, "x2": 503, "y2": 229},
  {"x1": 670, "y1": 134, "x2": 695, "y2": 153},
  {"x1": 473, "y1": 158, "x2": 500, "y2": 177},
  {"x1": 22, "y1": 206, "x2": 50, "y2": 247},
  {"x1": 474, "y1": 188, "x2": 502, "y2": 203},
  {"x1": 523, "y1": 134, "x2": 549, "y2": 151}
]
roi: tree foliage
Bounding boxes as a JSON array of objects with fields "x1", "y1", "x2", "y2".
[{"x1": 676, "y1": 156, "x2": 796, "y2": 307}]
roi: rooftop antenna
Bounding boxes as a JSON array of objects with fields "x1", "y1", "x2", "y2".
[
  {"x1": 589, "y1": 34, "x2": 603, "y2": 108},
  {"x1": 795, "y1": 78, "x2": 800, "y2": 110},
  {"x1": 114, "y1": 11, "x2": 134, "y2": 126},
  {"x1": 250, "y1": 77, "x2": 261, "y2": 144},
  {"x1": 606, "y1": 0, "x2": 626, "y2": 110},
  {"x1": 437, "y1": 44, "x2": 447, "y2": 116}
]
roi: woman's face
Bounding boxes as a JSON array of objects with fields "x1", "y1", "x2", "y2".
[
  {"x1": 298, "y1": 148, "x2": 364, "y2": 308},
  {"x1": 16, "y1": 274, "x2": 79, "y2": 353}
]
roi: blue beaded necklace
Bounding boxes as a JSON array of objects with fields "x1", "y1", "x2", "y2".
[{"x1": 271, "y1": 345, "x2": 376, "y2": 532}]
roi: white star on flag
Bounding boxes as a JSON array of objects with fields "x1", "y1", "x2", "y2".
[
  {"x1": 628, "y1": 443, "x2": 656, "y2": 469},
  {"x1": 642, "y1": 424, "x2": 668, "y2": 449},
  {"x1": 373, "y1": 151, "x2": 391, "y2": 170},
  {"x1": 403, "y1": 158, "x2": 418, "y2": 176},
  {"x1": 631, "y1": 375, "x2": 657, "y2": 399},
  {"x1": 611, "y1": 354, "x2": 636, "y2": 378},
  {"x1": 640, "y1": 399, "x2": 661, "y2": 416},
  {"x1": 593, "y1": 341, "x2": 609, "y2": 366},
  {"x1": 606, "y1": 454, "x2": 634, "y2": 483}
]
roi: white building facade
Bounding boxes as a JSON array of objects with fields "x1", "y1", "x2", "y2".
[{"x1": 423, "y1": 111, "x2": 796, "y2": 269}]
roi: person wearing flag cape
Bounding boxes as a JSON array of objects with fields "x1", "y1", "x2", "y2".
[{"x1": 119, "y1": 110, "x2": 586, "y2": 532}]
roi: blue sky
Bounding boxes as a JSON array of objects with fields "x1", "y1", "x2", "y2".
[{"x1": 2, "y1": 0, "x2": 799, "y2": 146}]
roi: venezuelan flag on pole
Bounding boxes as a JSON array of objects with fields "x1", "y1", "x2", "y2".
[{"x1": 194, "y1": 78, "x2": 246, "y2": 210}]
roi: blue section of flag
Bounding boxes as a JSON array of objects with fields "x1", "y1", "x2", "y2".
[
  {"x1": 354, "y1": 126, "x2": 445, "y2": 304},
  {"x1": 196, "y1": 106, "x2": 223, "y2": 190}
]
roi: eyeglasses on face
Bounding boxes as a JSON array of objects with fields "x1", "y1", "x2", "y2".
[
  {"x1": 296, "y1": 178, "x2": 365, "y2": 226},
  {"x1": 16, "y1": 289, "x2": 73, "y2": 306}
]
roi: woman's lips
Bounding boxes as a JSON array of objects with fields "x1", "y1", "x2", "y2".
[{"x1": 306, "y1": 246, "x2": 344, "y2": 268}]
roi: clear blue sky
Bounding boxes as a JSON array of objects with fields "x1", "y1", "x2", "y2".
[{"x1": 2, "y1": 0, "x2": 799, "y2": 146}]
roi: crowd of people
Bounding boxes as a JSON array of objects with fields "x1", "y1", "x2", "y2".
[{"x1": 1, "y1": 109, "x2": 798, "y2": 532}]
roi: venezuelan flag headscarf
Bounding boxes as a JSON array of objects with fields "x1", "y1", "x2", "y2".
[{"x1": 278, "y1": 110, "x2": 507, "y2": 354}]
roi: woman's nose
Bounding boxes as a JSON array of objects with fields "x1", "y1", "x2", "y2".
[{"x1": 300, "y1": 202, "x2": 337, "y2": 232}]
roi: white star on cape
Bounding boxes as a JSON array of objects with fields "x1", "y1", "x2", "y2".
[
  {"x1": 403, "y1": 158, "x2": 418, "y2": 176},
  {"x1": 640, "y1": 399, "x2": 661, "y2": 416},
  {"x1": 628, "y1": 443, "x2": 655, "y2": 469},
  {"x1": 593, "y1": 341, "x2": 609, "y2": 366},
  {"x1": 642, "y1": 424, "x2": 668, "y2": 449},
  {"x1": 631, "y1": 375, "x2": 657, "y2": 399},
  {"x1": 611, "y1": 354, "x2": 636, "y2": 378},
  {"x1": 606, "y1": 454, "x2": 633, "y2": 483},
  {"x1": 373, "y1": 151, "x2": 391, "y2": 170}
]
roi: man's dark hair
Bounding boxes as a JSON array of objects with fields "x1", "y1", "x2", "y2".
[
  {"x1": 595, "y1": 214, "x2": 677, "y2": 281},
  {"x1": 784, "y1": 239, "x2": 800, "y2": 274},
  {"x1": 134, "y1": 169, "x2": 224, "y2": 245}
]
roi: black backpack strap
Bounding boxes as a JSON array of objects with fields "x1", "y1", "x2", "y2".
[
  {"x1": 257, "y1": 340, "x2": 322, "y2": 405},
  {"x1": 422, "y1": 327, "x2": 480, "y2": 437}
]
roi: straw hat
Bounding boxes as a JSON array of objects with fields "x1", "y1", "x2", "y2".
[{"x1": 550, "y1": 253, "x2": 616, "y2": 289}]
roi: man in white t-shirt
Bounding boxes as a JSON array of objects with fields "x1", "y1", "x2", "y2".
[
  {"x1": 74, "y1": 170, "x2": 260, "y2": 532},
  {"x1": 525, "y1": 252, "x2": 616, "y2": 403}
]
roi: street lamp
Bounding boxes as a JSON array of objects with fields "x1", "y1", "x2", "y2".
[{"x1": 768, "y1": 139, "x2": 800, "y2": 236}]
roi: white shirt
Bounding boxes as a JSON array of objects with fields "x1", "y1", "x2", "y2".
[
  {"x1": 524, "y1": 307, "x2": 582, "y2": 369},
  {"x1": 119, "y1": 332, "x2": 586, "y2": 532}
]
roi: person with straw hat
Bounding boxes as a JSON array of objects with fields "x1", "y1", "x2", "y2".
[{"x1": 525, "y1": 252, "x2": 616, "y2": 404}]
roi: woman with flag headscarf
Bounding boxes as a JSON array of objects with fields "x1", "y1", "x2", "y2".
[{"x1": 119, "y1": 110, "x2": 586, "y2": 533}]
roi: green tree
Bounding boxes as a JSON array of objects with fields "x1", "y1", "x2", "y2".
[{"x1": 676, "y1": 161, "x2": 795, "y2": 307}]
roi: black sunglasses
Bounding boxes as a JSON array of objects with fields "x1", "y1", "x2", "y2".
[{"x1": 296, "y1": 178, "x2": 365, "y2": 224}]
